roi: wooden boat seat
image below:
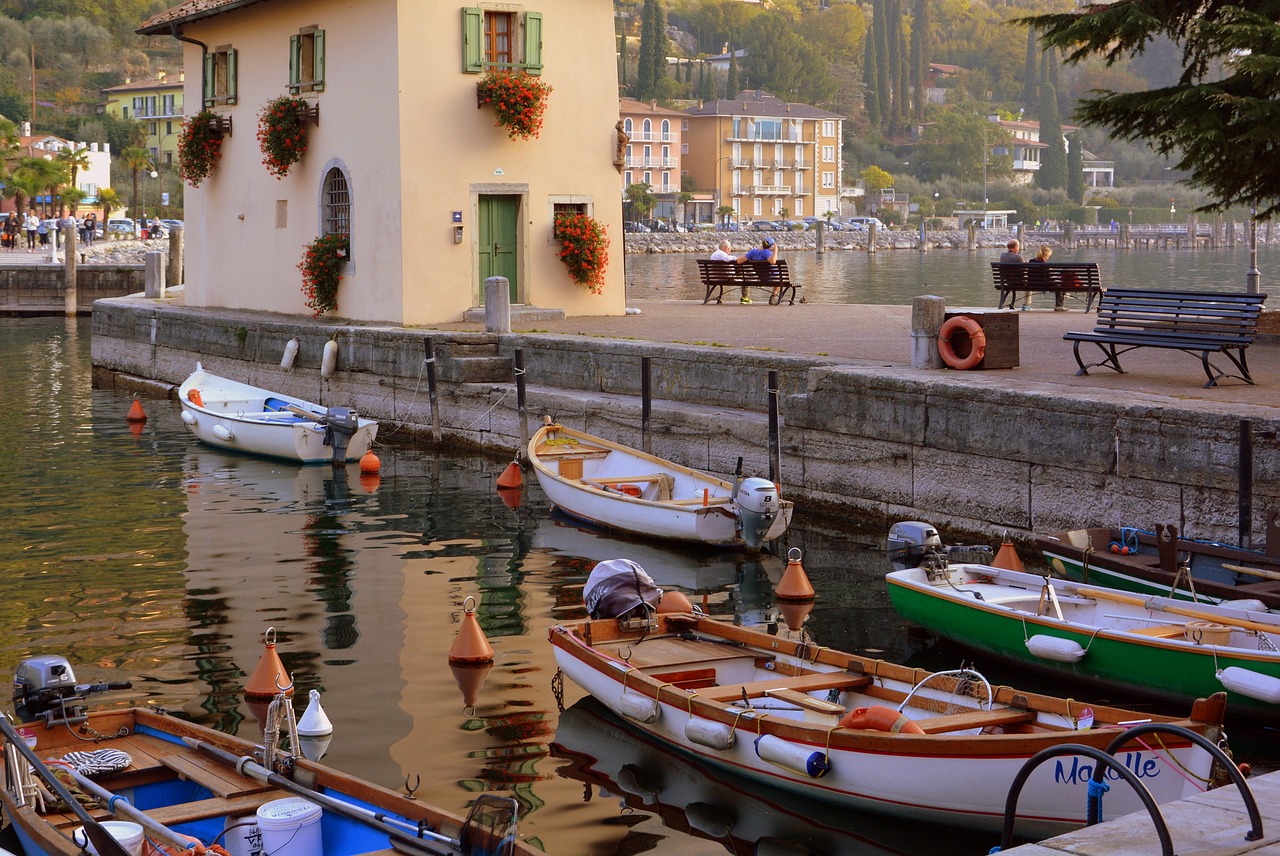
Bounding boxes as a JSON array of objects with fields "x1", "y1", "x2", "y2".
[
  {"x1": 915, "y1": 707, "x2": 1037, "y2": 734},
  {"x1": 618, "y1": 636, "x2": 765, "y2": 670},
  {"x1": 669, "y1": 496, "x2": 733, "y2": 506},
  {"x1": 159, "y1": 753, "x2": 274, "y2": 798},
  {"x1": 582, "y1": 474, "x2": 675, "y2": 501},
  {"x1": 765, "y1": 687, "x2": 847, "y2": 716},
  {"x1": 697, "y1": 672, "x2": 873, "y2": 703},
  {"x1": 146, "y1": 791, "x2": 281, "y2": 827},
  {"x1": 1129, "y1": 625, "x2": 1185, "y2": 638}
]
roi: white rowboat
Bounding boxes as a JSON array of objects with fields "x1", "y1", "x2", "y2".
[
  {"x1": 527, "y1": 421, "x2": 791, "y2": 550},
  {"x1": 178, "y1": 363, "x2": 377, "y2": 464}
]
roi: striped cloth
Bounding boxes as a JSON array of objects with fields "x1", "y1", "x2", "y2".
[{"x1": 60, "y1": 749, "x2": 132, "y2": 777}]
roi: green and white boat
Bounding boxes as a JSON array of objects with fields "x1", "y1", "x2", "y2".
[{"x1": 886, "y1": 523, "x2": 1280, "y2": 722}]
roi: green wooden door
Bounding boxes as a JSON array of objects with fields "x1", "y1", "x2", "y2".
[{"x1": 477, "y1": 195, "x2": 519, "y2": 302}]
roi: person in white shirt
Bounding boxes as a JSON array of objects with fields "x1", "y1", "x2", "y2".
[
  {"x1": 710, "y1": 240, "x2": 753, "y2": 304},
  {"x1": 24, "y1": 211, "x2": 39, "y2": 251}
]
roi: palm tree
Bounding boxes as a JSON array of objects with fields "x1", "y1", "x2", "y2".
[
  {"x1": 98, "y1": 188, "x2": 121, "y2": 231},
  {"x1": 121, "y1": 146, "x2": 153, "y2": 225},
  {"x1": 12, "y1": 157, "x2": 62, "y2": 217},
  {"x1": 58, "y1": 146, "x2": 92, "y2": 214}
]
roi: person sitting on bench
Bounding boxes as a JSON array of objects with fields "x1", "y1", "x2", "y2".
[{"x1": 740, "y1": 237, "x2": 778, "y2": 304}]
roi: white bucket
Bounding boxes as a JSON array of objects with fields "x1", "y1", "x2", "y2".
[
  {"x1": 72, "y1": 821, "x2": 145, "y2": 856},
  {"x1": 223, "y1": 814, "x2": 265, "y2": 856},
  {"x1": 255, "y1": 797, "x2": 323, "y2": 856}
]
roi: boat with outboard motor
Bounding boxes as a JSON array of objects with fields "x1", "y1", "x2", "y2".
[
  {"x1": 178, "y1": 363, "x2": 378, "y2": 464},
  {"x1": 1, "y1": 656, "x2": 531, "y2": 856},
  {"x1": 886, "y1": 521, "x2": 1280, "y2": 722},
  {"x1": 527, "y1": 419, "x2": 791, "y2": 551},
  {"x1": 548, "y1": 572, "x2": 1232, "y2": 839}
]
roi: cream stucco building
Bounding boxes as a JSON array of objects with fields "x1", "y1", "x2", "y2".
[{"x1": 139, "y1": 0, "x2": 624, "y2": 325}]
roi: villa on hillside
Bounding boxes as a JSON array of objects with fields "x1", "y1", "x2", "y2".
[
  {"x1": 102, "y1": 72, "x2": 186, "y2": 167},
  {"x1": 139, "y1": 0, "x2": 624, "y2": 325}
]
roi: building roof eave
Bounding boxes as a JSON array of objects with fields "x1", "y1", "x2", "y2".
[{"x1": 138, "y1": 0, "x2": 273, "y2": 36}]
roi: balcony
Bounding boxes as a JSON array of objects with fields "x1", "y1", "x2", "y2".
[
  {"x1": 623, "y1": 157, "x2": 677, "y2": 169},
  {"x1": 748, "y1": 185, "x2": 791, "y2": 196},
  {"x1": 626, "y1": 131, "x2": 675, "y2": 143},
  {"x1": 730, "y1": 159, "x2": 750, "y2": 169}
]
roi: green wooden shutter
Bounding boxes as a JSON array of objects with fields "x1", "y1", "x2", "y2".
[
  {"x1": 203, "y1": 53, "x2": 215, "y2": 106},
  {"x1": 227, "y1": 49, "x2": 238, "y2": 104},
  {"x1": 462, "y1": 7, "x2": 483, "y2": 73},
  {"x1": 289, "y1": 34, "x2": 300, "y2": 92},
  {"x1": 523, "y1": 11, "x2": 543, "y2": 74},
  {"x1": 313, "y1": 30, "x2": 325, "y2": 91}
]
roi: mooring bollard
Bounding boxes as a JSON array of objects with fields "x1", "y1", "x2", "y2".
[
  {"x1": 483, "y1": 276, "x2": 511, "y2": 333},
  {"x1": 144, "y1": 251, "x2": 166, "y2": 299},
  {"x1": 911, "y1": 295, "x2": 946, "y2": 369}
]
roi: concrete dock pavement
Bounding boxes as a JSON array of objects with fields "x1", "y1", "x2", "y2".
[{"x1": 432, "y1": 299, "x2": 1280, "y2": 413}]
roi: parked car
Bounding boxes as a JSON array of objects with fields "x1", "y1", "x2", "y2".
[
  {"x1": 107, "y1": 218, "x2": 136, "y2": 235},
  {"x1": 623, "y1": 221, "x2": 650, "y2": 233},
  {"x1": 161, "y1": 219, "x2": 185, "y2": 230},
  {"x1": 846, "y1": 216, "x2": 886, "y2": 231},
  {"x1": 749, "y1": 220, "x2": 782, "y2": 231},
  {"x1": 803, "y1": 217, "x2": 842, "y2": 231},
  {"x1": 779, "y1": 220, "x2": 808, "y2": 231}
]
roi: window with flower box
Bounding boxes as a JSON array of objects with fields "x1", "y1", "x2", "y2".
[
  {"x1": 290, "y1": 26, "x2": 326, "y2": 94},
  {"x1": 204, "y1": 46, "x2": 238, "y2": 107},
  {"x1": 462, "y1": 7, "x2": 543, "y2": 74}
]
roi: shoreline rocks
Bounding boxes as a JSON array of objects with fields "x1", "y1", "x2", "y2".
[{"x1": 622, "y1": 229, "x2": 1007, "y2": 255}]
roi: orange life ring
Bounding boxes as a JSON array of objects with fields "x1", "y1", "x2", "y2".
[
  {"x1": 187, "y1": 388, "x2": 204, "y2": 407},
  {"x1": 838, "y1": 705, "x2": 925, "y2": 734},
  {"x1": 938, "y1": 315, "x2": 987, "y2": 370}
]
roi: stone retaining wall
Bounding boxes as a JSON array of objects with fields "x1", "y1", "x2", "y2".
[
  {"x1": 90, "y1": 299, "x2": 1280, "y2": 545},
  {"x1": 0, "y1": 265, "x2": 145, "y2": 314}
]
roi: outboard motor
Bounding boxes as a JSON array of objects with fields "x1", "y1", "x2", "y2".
[
  {"x1": 13, "y1": 656, "x2": 132, "y2": 726},
  {"x1": 322, "y1": 407, "x2": 359, "y2": 463},
  {"x1": 887, "y1": 521, "x2": 946, "y2": 571},
  {"x1": 583, "y1": 559, "x2": 662, "y2": 624},
  {"x1": 735, "y1": 477, "x2": 780, "y2": 550}
]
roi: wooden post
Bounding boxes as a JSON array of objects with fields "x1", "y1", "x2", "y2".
[
  {"x1": 168, "y1": 224, "x2": 184, "y2": 287},
  {"x1": 911, "y1": 296, "x2": 946, "y2": 369},
  {"x1": 967, "y1": 222, "x2": 976, "y2": 251},
  {"x1": 62, "y1": 225, "x2": 77, "y2": 316},
  {"x1": 867, "y1": 221, "x2": 878, "y2": 254},
  {"x1": 514, "y1": 349, "x2": 528, "y2": 462}
]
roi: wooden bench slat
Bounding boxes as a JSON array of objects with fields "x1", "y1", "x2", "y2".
[
  {"x1": 915, "y1": 707, "x2": 1037, "y2": 734},
  {"x1": 992, "y1": 262, "x2": 1103, "y2": 311},
  {"x1": 697, "y1": 259, "x2": 800, "y2": 305},
  {"x1": 1063, "y1": 287, "x2": 1266, "y2": 387},
  {"x1": 160, "y1": 753, "x2": 275, "y2": 798},
  {"x1": 696, "y1": 672, "x2": 871, "y2": 703}
]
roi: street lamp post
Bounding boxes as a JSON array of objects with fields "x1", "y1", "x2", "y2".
[
  {"x1": 1247, "y1": 205, "x2": 1261, "y2": 293},
  {"x1": 981, "y1": 125, "x2": 988, "y2": 209},
  {"x1": 714, "y1": 154, "x2": 732, "y2": 229}
]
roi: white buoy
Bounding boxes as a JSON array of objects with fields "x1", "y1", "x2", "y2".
[
  {"x1": 321, "y1": 339, "x2": 338, "y2": 379},
  {"x1": 297, "y1": 689, "x2": 333, "y2": 736},
  {"x1": 1025, "y1": 634, "x2": 1087, "y2": 663},
  {"x1": 281, "y1": 338, "x2": 299, "y2": 370}
]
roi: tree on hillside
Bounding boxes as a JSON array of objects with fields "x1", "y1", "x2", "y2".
[
  {"x1": 1021, "y1": 2, "x2": 1280, "y2": 216},
  {"x1": 861, "y1": 165, "x2": 894, "y2": 196},
  {"x1": 863, "y1": 12, "x2": 881, "y2": 126},
  {"x1": 636, "y1": 0, "x2": 668, "y2": 100},
  {"x1": 1035, "y1": 80, "x2": 1066, "y2": 191},
  {"x1": 741, "y1": 15, "x2": 833, "y2": 103},
  {"x1": 909, "y1": 0, "x2": 930, "y2": 124},
  {"x1": 1022, "y1": 27, "x2": 1038, "y2": 108},
  {"x1": 725, "y1": 47, "x2": 738, "y2": 97},
  {"x1": 873, "y1": 0, "x2": 890, "y2": 123}
]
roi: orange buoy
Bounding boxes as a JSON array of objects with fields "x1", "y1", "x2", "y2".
[
  {"x1": 359, "y1": 472, "x2": 381, "y2": 494},
  {"x1": 839, "y1": 705, "x2": 925, "y2": 734},
  {"x1": 497, "y1": 485, "x2": 522, "y2": 509},
  {"x1": 938, "y1": 315, "x2": 987, "y2": 370},
  {"x1": 359, "y1": 449, "x2": 381, "y2": 474},
  {"x1": 991, "y1": 531, "x2": 1025, "y2": 572},
  {"x1": 778, "y1": 599, "x2": 814, "y2": 631},
  {"x1": 451, "y1": 662, "x2": 493, "y2": 711},
  {"x1": 449, "y1": 596, "x2": 495, "y2": 665},
  {"x1": 244, "y1": 627, "x2": 293, "y2": 700},
  {"x1": 657, "y1": 590, "x2": 695, "y2": 614},
  {"x1": 125, "y1": 397, "x2": 147, "y2": 423},
  {"x1": 775, "y1": 547, "x2": 816, "y2": 602},
  {"x1": 128, "y1": 421, "x2": 145, "y2": 441},
  {"x1": 187, "y1": 388, "x2": 204, "y2": 407},
  {"x1": 496, "y1": 460, "x2": 523, "y2": 489}
]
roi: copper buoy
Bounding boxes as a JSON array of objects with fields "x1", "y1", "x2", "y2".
[
  {"x1": 359, "y1": 449, "x2": 381, "y2": 474},
  {"x1": 125, "y1": 397, "x2": 147, "y2": 423},
  {"x1": 449, "y1": 596, "x2": 495, "y2": 665},
  {"x1": 451, "y1": 662, "x2": 493, "y2": 711},
  {"x1": 657, "y1": 589, "x2": 694, "y2": 614},
  {"x1": 496, "y1": 460, "x2": 523, "y2": 489},
  {"x1": 991, "y1": 531, "x2": 1025, "y2": 572},
  {"x1": 774, "y1": 547, "x2": 816, "y2": 602},
  {"x1": 244, "y1": 627, "x2": 293, "y2": 700}
]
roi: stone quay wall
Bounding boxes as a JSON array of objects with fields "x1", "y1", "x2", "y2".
[
  {"x1": 91, "y1": 299, "x2": 1279, "y2": 545},
  {"x1": 0, "y1": 264, "x2": 144, "y2": 314}
]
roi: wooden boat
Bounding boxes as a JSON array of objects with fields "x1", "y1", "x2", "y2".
[
  {"x1": 548, "y1": 611, "x2": 1229, "y2": 838},
  {"x1": 1035, "y1": 519, "x2": 1280, "y2": 610},
  {"x1": 551, "y1": 696, "x2": 992, "y2": 856},
  {"x1": 527, "y1": 421, "x2": 792, "y2": 550},
  {"x1": 1, "y1": 661, "x2": 530, "y2": 856},
  {"x1": 178, "y1": 363, "x2": 377, "y2": 464},
  {"x1": 886, "y1": 560, "x2": 1280, "y2": 721}
]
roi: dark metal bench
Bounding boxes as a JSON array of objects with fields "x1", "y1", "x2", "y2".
[
  {"x1": 992, "y1": 262, "x2": 1103, "y2": 311},
  {"x1": 1063, "y1": 288, "x2": 1267, "y2": 387},
  {"x1": 696, "y1": 259, "x2": 799, "y2": 305}
]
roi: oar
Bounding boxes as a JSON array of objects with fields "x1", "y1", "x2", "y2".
[
  {"x1": 0, "y1": 717, "x2": 132, "y2": 856},
  {"x1": 284, "y1": 404, "x2": 327, "y2": 423},
  {"x1": 1067, "y1": 585, "x2": 1280, "y2": 637},
  {"x1": 57, "y1": 765, "x2": 196, "y2": 852},
  {"x1": 1223, "y1": 563, "x2": 1280, "y2": 583},
  {"x1": 180, "y1": 737, "x2": 463, "y2": 855}
]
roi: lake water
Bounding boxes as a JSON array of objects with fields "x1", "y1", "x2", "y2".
[
  {"x1": 1, "y1": 316, "x2": 1273, "y2": 856},
  {"x1": 624, "y1": 244, "x2": 1280, "y2": 305}
]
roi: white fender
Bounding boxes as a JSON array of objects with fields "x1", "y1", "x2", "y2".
[
  {"x1": 1025, "y1": 634, "x2": 1086, "y2": 663},
  {"x1": 1218, "y1": 667, "x2": 1280, "y2": 705},
  {"x1": 753, "y1": 734, "x2": 829, "y2": 778},
  {"x1": 685, "y1": 717, "x2": 735, "y2": 750},
  {"x1": 609, "y1": 690, "x2": 660, "y2": 724},
  {"x1": 211, "y1": 424, "x2": 234, "y2": 441},
  {"x1": 281, "y1": 338, "x2": 299, "y2": 370},
  {"x1": 180, "y1": 410, "x2": 195, "y2": 425},
  {"x1": 321, "y1": 339, "x2": 338, "y2": 379}
]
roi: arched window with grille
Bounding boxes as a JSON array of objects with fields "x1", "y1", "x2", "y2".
[{"x1": 322, "y1": 165, "x2": 351, "y2": 240}]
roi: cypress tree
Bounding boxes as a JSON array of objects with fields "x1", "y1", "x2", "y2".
[
  {"x1": 874, "y1": 0, "x2": 891, "y2": 124},
  {"x1": 726, "y1": 48, "x2": 739, "y2": 98},
  {"x1": 636, "y1": 0, "x2": 668, "y2": 101},
  {"x1": 885, "y1": 0, "x2": 900, "y2": 122},
  {"x1": 910, "y1": 0, "x2": 930, "y2": 123},
  {"x1": 1067, "y1": 133, "x2": 1085, "y2": 203},
  {"x1": 895, "y1": 2, "x2": 910, "y2": 126},
  {"x1": 1023, "y1": 27, "x2": 1038, "y2": 108},
  {"x1": 864, "y1": 19, "x2": 881, "y2": 127},
  {"x1": 1036, "y1": 80, "x2": 1067, "y2": 190}
]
